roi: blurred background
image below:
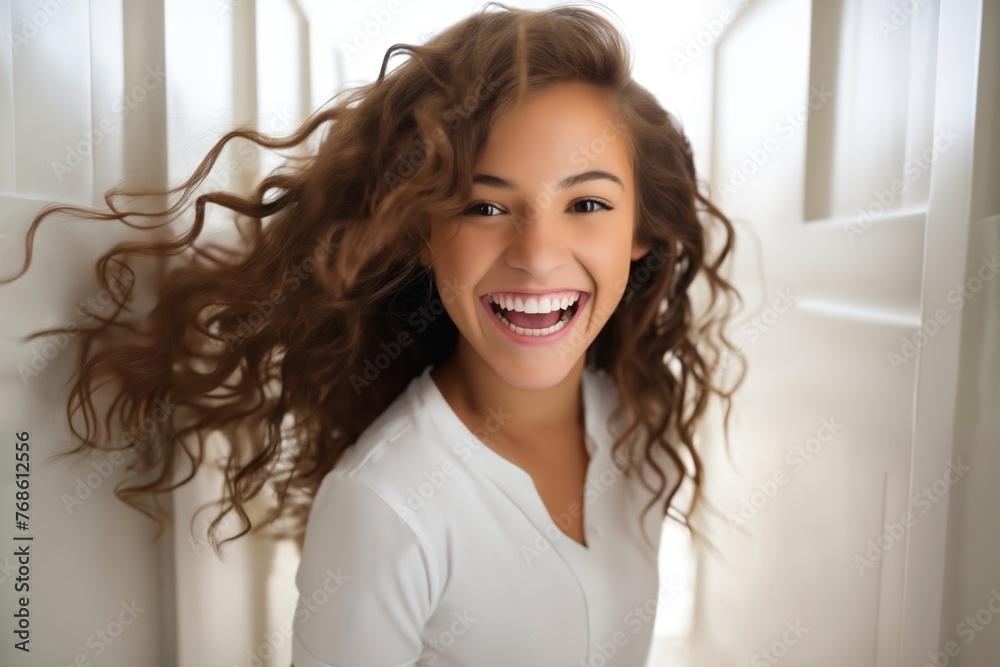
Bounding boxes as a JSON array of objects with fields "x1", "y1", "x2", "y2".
[{"x1": 0, "y1": 0, "x2": 997, "y2": 665}]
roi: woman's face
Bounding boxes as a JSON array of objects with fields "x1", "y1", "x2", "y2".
[{"x1": 421, "y1": 81, "x2": 648, "y2": 389}]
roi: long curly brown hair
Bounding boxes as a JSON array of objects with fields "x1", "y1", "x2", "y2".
[{"x1": 1, "y1": 2, "x2": 745, "y2": 558}]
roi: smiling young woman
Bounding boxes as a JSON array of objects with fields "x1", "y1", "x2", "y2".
[
  {"x1": 420, "y1": 81, "x2": 646, "y2": 562},
  {"x1": 0, "y1": 3, "x2": 745, "y2": 666}
]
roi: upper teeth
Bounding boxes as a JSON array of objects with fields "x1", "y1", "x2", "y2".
[{"x1": 487, "y1": 291, "x2": 581, "y2": 314}]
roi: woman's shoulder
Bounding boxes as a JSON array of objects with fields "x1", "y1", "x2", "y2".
[{"x1": 323, "y1": 365, "x2": 457, "y2": 518}]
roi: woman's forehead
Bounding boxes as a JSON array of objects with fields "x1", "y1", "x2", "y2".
[{"x1": 472, "y1": 91, "x2": 634, "y2": 194}]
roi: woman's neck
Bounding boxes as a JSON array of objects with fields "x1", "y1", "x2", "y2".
[{"x1": 430, "y1": 341, "x2": 586, "y2": 459}]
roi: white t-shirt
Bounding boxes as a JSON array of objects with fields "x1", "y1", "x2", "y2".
[{"x1": 292, "y1": 363, "x2": 669, "y2": 667}]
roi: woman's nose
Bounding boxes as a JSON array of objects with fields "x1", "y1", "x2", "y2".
[{"x1": 502, "y1": 206, "x2": 573, "y2": 275}]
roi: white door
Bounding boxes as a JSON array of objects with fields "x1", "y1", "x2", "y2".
[
  {"x1": 683, "y1": 0, "x2": 996, "y2": 665},
  {"x1": 0, "y1": 0, "x2": 321, "y2": 665},
  {"x1": 0, "y1": 1, "x2": 169, "y2": 665}
]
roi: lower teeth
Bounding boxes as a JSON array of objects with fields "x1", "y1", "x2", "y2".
[{"x1": 493, "y1": 306, "x2": 573, "y2": 336}]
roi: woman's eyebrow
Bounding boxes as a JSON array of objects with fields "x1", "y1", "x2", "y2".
[{"x1": 471, "y1": 170, "x2": 624, "y2": 191}]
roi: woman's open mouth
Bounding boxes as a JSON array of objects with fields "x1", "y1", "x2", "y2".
[{"x1": 480, "y1": 291, "x2": 589, "y2": 345}]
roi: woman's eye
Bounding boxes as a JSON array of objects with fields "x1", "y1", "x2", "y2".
[
  {"x1": 463, "y1": 202, "x2": 505, "y2": 217},
  {"x1": 462, "y1": 198, "x2": 613, "y2": 217},
  {"x1": 569, "y1": 198, "x2": 613, "y2": 213}
]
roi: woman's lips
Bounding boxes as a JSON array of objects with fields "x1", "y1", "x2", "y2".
[{"x1": 480, "y1": 291, "x2": 590, "y2": 346}]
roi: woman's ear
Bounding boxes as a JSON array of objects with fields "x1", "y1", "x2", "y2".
[
  {"x1": 630, "y1": 240, "x2": 650, "y2": 262},
  {"x1": 419, "y1": 242, "x2": 433, "y2": 268},
  {"x1": 417, "y1": 216, "x2": 434, "y2": 267},
  {"x1": 630, "y1": 213, "x2": 650, "y2": 262}
]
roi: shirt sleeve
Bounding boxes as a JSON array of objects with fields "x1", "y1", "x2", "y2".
[{"x1": 292, "y1": 469, "x2": 437, "y2": 667}]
